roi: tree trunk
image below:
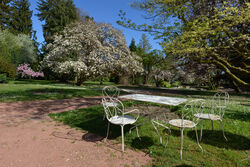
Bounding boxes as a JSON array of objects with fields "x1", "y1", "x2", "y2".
[
  {"x1": 100, "y1": 78, "x2": 103, "y2": 85},
  {"x1": 76, "y1": 75, "x2": 85, "y2": 86},
  {"x1": 143, "y1": 75, "x2": 148, "y2": 85},
  {"x1": 232, "y1": 81, "x2": 242, "y2": 93},
  {"x1": 132, "y1": 74, "x2": 135, "y2": 85},
  {"x1": 119, "y1": 75, "x2": 129, "y2": 85}
]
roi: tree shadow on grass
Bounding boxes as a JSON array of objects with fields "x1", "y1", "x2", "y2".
[
  {"x1": 175, "y1": 165, "x2": 195, "y2": 167},
  {"x1": 131, "y1": 136, "x2": 154, "y2": 150},
  {"x1": 224, "y1": 110, "x2": 250, "y2": 122},
  {"x1": 13, "y1": 80, "x2": 59, "y2": 85},
  {"x1": 0, "y1": 87, "x2": 103, "y2": 102},
  {"x1": 51, "y1": 106, "x2": 140, "y2": 141},
  {"x1": 187, "y1": 130, "x2": 250, "y2": 150}
]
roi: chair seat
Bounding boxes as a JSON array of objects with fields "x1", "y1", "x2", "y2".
[
  {"x1": 103, "y1": 102, "x2": 118, "y2": 107},
  {"x1": 109, "y1": 115, "x2": 136, "y2": 125},
  {"x1": 217, "y1": 106, "x2": 226, "y2": 109},
  {"x1": 169, "y1": 119, "x2": 196, "y2": 128},
  {"x1": 194, "y1": 113, "x2": 221, "y2": 120}
]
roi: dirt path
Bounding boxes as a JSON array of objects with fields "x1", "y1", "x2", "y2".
[{"x1": 0, "y1": 98, "x2": 151, "y2": 167}]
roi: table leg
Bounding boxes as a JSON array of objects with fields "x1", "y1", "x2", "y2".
[
  {"x1": 200, "y1": 119, "x2": 203, "y2": 141},
  {"x1": 211, "y1": 120, "x2": 214, "y2": 131},
  {"x1": 180, "y1": 128, "x2": 184, "y2": 159}
]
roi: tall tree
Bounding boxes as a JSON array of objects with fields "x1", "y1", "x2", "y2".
[
  {"x1": 0, "y1": 30, "x2": 36, "y2": 77},
  {"x1": 118, "y1": 0, "x2": 244, "y2": 41},
  {"x1": 165, "y1": 4, "x2": 250, "y2": 91},
  {"x1": 10, "y1": 0, "x2": 33, "y2": 36},
  {"x1": 136, "y1": 34, "x2": 162, "y2": 85},
  {"x1": 129, "y1": 38, "x2": 137, "y2": 52},
  {"x1": 36, "y1": 0, "x2": 78, "y2": 44},
  {"x1": 42, "y1": 19, "x2": 143, "y2": 85},
  {"x1": 0, "y1": 0, "x2": 12, "y2": 30},
  {"x1": 118, "y1": 0, "x2": 249, "y2": 91},
  {"x1": 138, "y1": 34, "x2": 151, "y2": 53}
]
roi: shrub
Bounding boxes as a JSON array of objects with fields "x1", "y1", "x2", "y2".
[
  {"x1": 0, "y1": 30, "x2": 37, "y2": 77},
  {"x1": 0, "y1": 74, "x2": 8, "y2": 83},
  {"x1": 172, "y1": 81, "x2": 181, "y2": 87},
  {"x1": 0, "y1": 59, "x2": 16, "y2": 77},
  {"x1": 17, "y1": 64, "x2": 44, "y2": 79},
  {"x1": 162, "y1": 81, "x2": 171, "y2": 88}
]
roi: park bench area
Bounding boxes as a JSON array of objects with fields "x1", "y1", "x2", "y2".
[{"x1": 0, "y1": 80, "x2": 249, "y2": 166}]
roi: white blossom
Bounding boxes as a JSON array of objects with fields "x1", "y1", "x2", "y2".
[{"x1": 42, "y1": 19, "x2": 143, "y2": 84}]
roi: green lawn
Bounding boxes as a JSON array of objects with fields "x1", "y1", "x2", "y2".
[
  {"x1": 49, "y1": 92, "x2": 250, "y2": 167},
  {"x1": 0, "y1": 80, "x2": 114, "y2": 102}
]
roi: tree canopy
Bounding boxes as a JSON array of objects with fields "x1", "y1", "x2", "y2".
[
  {"x1": 0, "y1": 30, "x2": 36, "y2": 77},
  {"x1": 118, "y1": 0, "x2": 250, "y2": 91},
  {"x1": 36, "y1": 0, "x2": 78, "y2": 44},
  {"x1": 10, "y1": 0, "x2": 33, "y2": 36},
  {"x1": 129, "y1": 38, "x2": 137, "y2": 52},
  {"x1": 165, "y1": 3, "x2": 250, "y2": 90},
  {"x1": 42, "y1": 19, "x2": 143, "y2": 85},
  {"x1": 0, "y1": 0, "x2": 13, "y2": 30}
]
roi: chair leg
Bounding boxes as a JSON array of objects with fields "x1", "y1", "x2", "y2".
[
  {"x1": 195, "y1": 126, "x2": 203, "y2": 152},
  {"x1": 220, "y1": 120, "x2": 227, "y2": 141},
  {"x1": 129, "y1": 122, "x2": 144, "y2": 134},
  {"x1": 152, "y1": 121, "x2": 162, "y2": 144},
  {"x1": 165, "y1": 128, "x2": 171, "y2": 148},
  {"x1": 135, "y1": 126, "x2": 141, "y2": 140},
  {"x1": 180, "y1": 128, "x2": 184, "y2": 159},
  {"x1": 105, "y1": 122, "x2": 110, "y2": 140},
  {"x1": 211, "y1": 120, "x2": 214, "y2": 131},
  {"x1": 121, "y1": 125, "x2": 125, "y2": 152},
  {"x1": 200, "y1": 119, "x2": 203, "y2": 142}
]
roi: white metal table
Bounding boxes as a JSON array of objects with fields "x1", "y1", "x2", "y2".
[
  {"x1": 120, "y1": 94, "x2": 187, "y2": 143},
  {"x1": 120, "y1": 94, "x2": 187, "y2": 106}
]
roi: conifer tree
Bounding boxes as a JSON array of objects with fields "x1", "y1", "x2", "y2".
[
  {"x1": 36, "y1": 0, "x2": 78, "y2": 44},
  {"x1": 129, "y1": 38, "x2": 137, "y2": 52},
  {"x1": 11, "y1": 0, "x2": 33, "y2": 36},
  {"x1": 138, "y1": 34, "x2": 151, "y2": 54},
  {"x1": 0, "y1": 0, "x2": 12, "y2": 30}
]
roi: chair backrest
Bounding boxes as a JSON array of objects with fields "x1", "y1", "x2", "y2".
[
  {"x1": 211, "y1": 92, "x2": 229, "y2": 117},
  {"x1": 102, "y1": 86, "x2": 120, "y2": 99},
  {"x1": 182, "y1": 99, "x2": 205, "y2": 125},
  {"x1": 102, "y1": 98, "x2": 124, "y2": 121}
]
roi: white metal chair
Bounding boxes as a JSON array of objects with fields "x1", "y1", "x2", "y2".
[
  {"x1": 167, "y1": 99, "x2": 205, "y2": 159},
  {"x1": 102, "y1": 98, "x2": 140, "y2": 152},
  {"x1": 102, "y1": 86, "x2": 120, "y2": 99},
  {"x1": 102, "y1": 86, "x2": 120, "y2": 119},
  {"x1": 194, "y1": 92, "x2": 229, "y2": 141}
]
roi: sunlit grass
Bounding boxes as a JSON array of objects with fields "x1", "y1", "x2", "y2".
[
  {"x1": 0, "y1": 80, "x2": 113, "y2": 102},
  {"x1": 49, "y1": 94, "x2": 249, "y2": 167}
]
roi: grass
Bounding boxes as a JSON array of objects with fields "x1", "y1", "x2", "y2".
[
  {"x1": 49, "y1": 92, "x2": 250, "y2": 167},
  {"x1": 0, "y1": 80, "x2": 115, "y2": 102}
]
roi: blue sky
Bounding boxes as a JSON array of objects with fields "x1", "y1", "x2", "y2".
[{"x1": 29, "y1": 0, "x2": 162, "y2": 50}]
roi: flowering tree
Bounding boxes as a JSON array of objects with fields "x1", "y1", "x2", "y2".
[
  {"x1": 17, "y1": 64, "x2": 44, "y2": 78},
  {"x1": 42, "y1": 19, "x2": 143, "y2": 85},
  {"x1": 0, "y1": 30, "x2": 37, "y2": 77}
]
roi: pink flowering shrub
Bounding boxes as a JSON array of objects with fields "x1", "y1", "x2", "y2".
[{"x1": 17, "y1": 64, "x2": 44, "y2": 78}]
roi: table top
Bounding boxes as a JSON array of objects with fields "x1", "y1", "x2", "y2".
[{"x1": 120, "y1": 94, "x2": 187, "y2": 106}]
